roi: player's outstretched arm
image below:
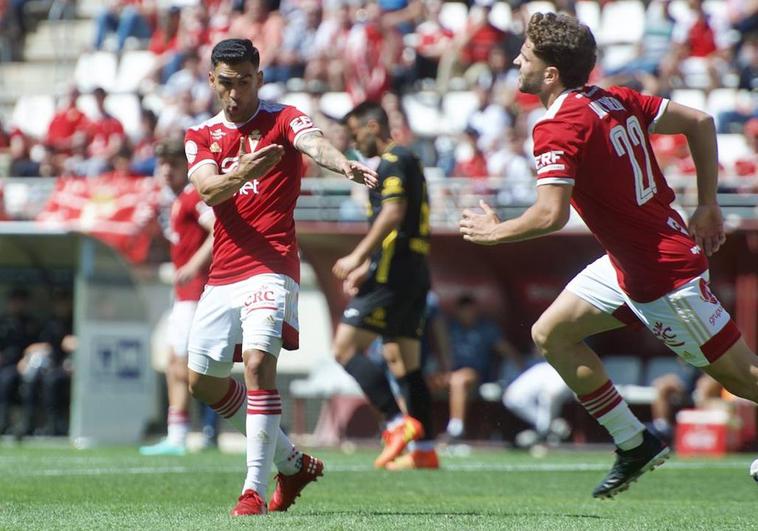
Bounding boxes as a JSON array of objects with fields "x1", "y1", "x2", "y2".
[
  {"x1": 652, "y1": 101, "x2": 725, "y2": 255},
  {"x1": 295, "y1": 131, "x2": 378, "y2": 188},
  {"x1": 459, "y1": 185, "x2": 572, "y2": 245},
  {"x1": 190, "y1": 140, "x2": 284, "y2": 206}
]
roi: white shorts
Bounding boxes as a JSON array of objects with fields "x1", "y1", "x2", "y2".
[
  {"x1": 566, "y1": 255, "x2": 741, "y2": 367},
  {"x1": 168, "y1": 300, "x2": 198, "y2": 358},
  {"x1": 187, "y1": 273, "x2": 299, "y2": 378}
]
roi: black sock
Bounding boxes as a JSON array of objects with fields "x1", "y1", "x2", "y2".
[
  {"x1": 344, "y1": 355, "x2": 401, "y2": 421},
  {"x1": 397, "y1": 369, "x2": 434, "y2": 441}
]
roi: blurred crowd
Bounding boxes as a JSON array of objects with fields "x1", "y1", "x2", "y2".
[{"x1": 0, "y1": 0, "x2": 756, "y2": 200}]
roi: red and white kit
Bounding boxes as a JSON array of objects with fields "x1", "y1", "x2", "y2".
[
  {"x1": 184, "y1": 101, "x2": 320, "y2": 376},
  {"x1": 534, "y1": 85, "x2": 740, "y2": 365},
  {"x1": 166, "y1": 184, "x2": 213, "y2": 357}
]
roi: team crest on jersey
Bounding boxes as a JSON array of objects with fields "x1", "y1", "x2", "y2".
[
  {"x1": 210, "y1": 129, "x2": 225, "y2": 140},
  {"x1": 698, "y1": 279, "x2": 718, "y2": 304},
  {"x1": 210, "y1": 142, "x2": 221, "y2": 153}
]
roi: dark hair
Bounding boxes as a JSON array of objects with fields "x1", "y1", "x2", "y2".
[
  {"x1": 527, "y1": 12, "x2": 596, "y2": 88},
  {"x1": 155, "y1": 137, "x2": 185, "y2": 159},
  {"x1": 211, "y1": 39, "x2": 260, "y2": 69},
  {"x1": 343, "y1": 101, "x2": 389, "y2": 133}
]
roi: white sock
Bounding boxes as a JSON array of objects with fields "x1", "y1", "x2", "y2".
[
  {"x1": 274, "y1": 429, "x2": 303, "y2": 476},
  {"x1": 446, "y1": 418, "x2": 464, "y2": 438},
  {"x1": 209, "y1": 378, "x2": 246, "y2": 433},
  {"x1": 578, "y1": 381, "x2": 644, "y2": 449},
  {"x1": 166, "y1": 406, "x2": 189, "y2": 446},
  {"x1": 409, "y1": 440, "x2": 435, "y2": 452},
  {"x1": 242, "y1": 389, "x2": 282, "y2": 497},
  {"x1": 387, "y1": 414, "x2": 405, "y2": 430}
]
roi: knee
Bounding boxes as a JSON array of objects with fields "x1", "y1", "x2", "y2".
[
  {"x1": 187, "y1": 371, "x2": 205, "y2": 399},
  {"x1": 333, "y1": 338, "x2": 357, "y2": 367},
  {"x1": 531, "y1": 317, "x2": 580, "y2": 359}
]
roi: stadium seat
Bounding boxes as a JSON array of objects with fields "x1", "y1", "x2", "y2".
[
  {"x1": 706, "y1": 88, "x2": 739, "y2": 117},
  {"x1": 716, "y1": 134, "x2": 750, "y2": 167},
  {"x1": 597, "y1": 0, "x2": 645, "y2": 45},
  {"x1": 670, "y1": 89, "x2": 707, "y2": 112},
  {"x1": 401, "y1": 93, "x2": 444, "y2": 137},
  {"x1": 601, "y1": 44, "x2": 638, "y2": 71},
  {"x1": 114, "y1": 51, "x2": 157, "y2": 93},
  {"x1": 319, "y1": 91, "x2": 353, "y2": 120},
  {"x1": 74, "y1": 51, "x2": 118, "y2": 92},
  {"x1": 489, "y1": 2, "x2": 512, "y2": 31},
  {"x1": 602, "y1": 355, "x2": 643, "y2": 385},
  {"x1": 644, "y1": 357, "x2": 692, "y2": 386},
  {"x1": 576, "y1": 0, "x2": 601, "y2": 35},
  {"x1": 439, "y1": 1, "x2": 468, "y2": 34},
  {"x1": 279, "y1": 91, "x2": 314, "y2": 116},
  {"x1": 10, "y1": 95, "x2": 55, "y2": 139},
  {"x1": 441, "y1": 91, "x2": 479, "y2": 134}
]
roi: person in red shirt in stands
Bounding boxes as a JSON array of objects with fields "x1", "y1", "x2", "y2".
[
  {"x1": 84, "y1": 87, "x2": 126, "y2": 177},
  {"x1": 46, "y1": 87, "x2": 89, "y2": 156}
]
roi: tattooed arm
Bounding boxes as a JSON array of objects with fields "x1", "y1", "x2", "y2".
[{"x1": 295, "y1": 131, "x2": 378, "y2": 188}]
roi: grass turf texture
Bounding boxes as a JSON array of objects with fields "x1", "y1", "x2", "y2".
[{"x1": 1, "y1": 442, "x2": 756, "y2": 530}]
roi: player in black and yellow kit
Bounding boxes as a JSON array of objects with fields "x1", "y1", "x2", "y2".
[{"x1": 332, "y1": 101, "x2": 437, "y2": 470}]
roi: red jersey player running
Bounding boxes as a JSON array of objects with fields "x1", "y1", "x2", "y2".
[
  {"x1": 184, "y1": 39, "x2": 377, "y2": 516},
  {"x1": 141, "y1": 138, "x2": 214, "y2": 456},
  {"x1": 460, "y1": 13, "x2": 758, "y2": 498}
]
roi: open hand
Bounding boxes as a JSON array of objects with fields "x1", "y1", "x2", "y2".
[
  {"x1": 459, "y1": 200, "x2": 501, "y2": 245},
  {"x1": 237, "y1": 136, "x2": 284, "y2": 181},
  {"x1": 341, "y1": 160, "x2": 378, "y2": 189}
]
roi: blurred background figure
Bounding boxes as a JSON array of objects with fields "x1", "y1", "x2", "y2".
[
  {"x1": 16, "y1": 288, "x2": 75, "y2": 437},
  {"x1": 437, "y1": 293, "x2": 523, "y2": 441},
  {"x1": 0, "y1": 288, "x2": 38, "y2": 434},
  {"x1": 502, "y1": 360, "x2": 572, "y2": 449}
]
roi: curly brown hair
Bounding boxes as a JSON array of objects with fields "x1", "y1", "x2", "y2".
[{"x1": 527, "y1": 12, "x2": 596, "y2": 89}]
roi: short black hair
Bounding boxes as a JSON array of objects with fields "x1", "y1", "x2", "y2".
[
  {"x1": 211, "y1": 39, "x2": 260, "y2": 70},
  {"x1": 343, "y1": 101, "x2": 389, "y2": 132}
]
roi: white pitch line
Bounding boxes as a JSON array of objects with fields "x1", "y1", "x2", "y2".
[{"x1": 10, "y1": 460, "x2": 747, "y2": 477}]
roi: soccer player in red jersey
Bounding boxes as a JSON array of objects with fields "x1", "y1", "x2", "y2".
[
  {"x1": 459, "y1": 13, "x2": 758, "y2": 498},
  {"x1": 184, "y1": 39, "x2": 377, "y2": 516},
  {"x1": 140, "y1": 138, "x2": 214, "y2": 457}
]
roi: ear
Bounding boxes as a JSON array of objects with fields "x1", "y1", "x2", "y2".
[
  {"x1": 544, "y1": 65, "x2": 560, "y2": 86},
  {"x1": 208, "y1": 70, "x2": 215, "y2": 87},
  {"x1": 256, "y1": 70, "x2": 264, "y2": 89}
]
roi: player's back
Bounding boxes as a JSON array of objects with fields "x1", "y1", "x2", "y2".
[{"x1": 532, "y1": 85, "x2": 707, "y2": 301}]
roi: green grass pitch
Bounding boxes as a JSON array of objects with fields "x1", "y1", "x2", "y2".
[{"x1": 1, "y1": 441, "x2": 756, "y2": 530}]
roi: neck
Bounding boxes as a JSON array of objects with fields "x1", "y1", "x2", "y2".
[
  {"x1": 378, "y1": 137, "x2": 393, "y2": 154},
  {"x1": 540, "y1": 83, "x2": 569, "y2": 109}
]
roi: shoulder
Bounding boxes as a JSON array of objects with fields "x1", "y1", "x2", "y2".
[{"x1": 185, "y1": 112, "x2": 226, "y2": 143}]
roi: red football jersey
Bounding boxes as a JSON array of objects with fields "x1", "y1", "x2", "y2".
[
  {"x1": 169, "y1": 184, "x2": 213, "y2": 301},
  {"x1": 532, "y1": 85, "x2": 708, "y2": 302},
  {"x1": 184, "y1": 101, "x2": 319, "y2": 285}
]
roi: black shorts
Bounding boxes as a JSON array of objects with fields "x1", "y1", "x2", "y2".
[{"x1": 341, "y1": 271, "x2": 429, "y2": 339}]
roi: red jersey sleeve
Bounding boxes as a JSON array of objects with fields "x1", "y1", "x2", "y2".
[
  {"x1": 531, "y1": 119, "x2": 581, "y2": 186},
  {"x1": 278, "y1": 106, "x2": 321, "y2": 147},
  {"x1": 609, "y1": 86, "x2": 669, "y2": 133},
  {"x1": 184, "y1": 127, "x2": 218, "y2": 178}
]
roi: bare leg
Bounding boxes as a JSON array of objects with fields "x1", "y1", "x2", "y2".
[{"x1": 702, "y1": 338, "x2": 758, "y2": 403}]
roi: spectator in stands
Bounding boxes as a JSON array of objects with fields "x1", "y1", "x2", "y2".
[
  {"x1": 9, "y1": 131, "x2": 42, "y2": 177},
  {"x1": 164, "y1": 51, "x2": 213, "y2": 116},
  {"x1": 440, "y1": 293, "x2": 522, "y2": 441},
  {"x1": 131, "y1": 109, "x2": 159, "y2": 176},
  {"x1": 273, "y1": 0, "x2": 323, "y2": 83},
  {"x1": 83, "y1": 87, "x2": 127, "y2": 178},
  {"x1": 16, "y1": 288, "x2": 75, "y2": 436},
  {"x1": 46, "y1": 87, "x2": 89, "y2": 157},
  {"x1": 378, "y1": 0, "x2": 421, "y2": 35},
  {"x1": 503, "y1": 359, "x2": 573, "y2": 448},
  {"x1": 156, "y1": 89, "x2": 210, "y2": 138},
  {"x1": 489, "y1": 129, "x2": 535, "y2": 205},
  {"x1": 436, "y1": 0, "x2": 506, "y2": 94},
  {"x1": 100, "y1": 144, "x2": 139, "y2": 180},
  {"x1": 305, "y1": 1, "x2": 352, "y2": 91},
  {"x1": 227, "y1": 0, "x2": 285, "y2": 78},
  {"x1": 733, "y1": 118, "x2": 758, "y2": 184},
  {"x1": 737, "y1": 35, "x2": 758, "y2": 91},
  {"x1": 410, "y1": 0, "x2": 453, "y2": 84},
  {"x1": 453, "y1": 127, "x2": 489, "y2": 178},
  {"x1": 93, "y1": 0, "x2": 155, "y2": 53},
  {"x1": 148, "y1": 5, "x2": 183, "y2": 84},
  {"x1": 0, "y1": 287, "x2": 38, "y2": 434},
  {"x1": 343, "y1": 0, "x2": 400, "y2": 103},
  {"x1": 466, "y1": 83, "x2": 511, "y2": 154}
]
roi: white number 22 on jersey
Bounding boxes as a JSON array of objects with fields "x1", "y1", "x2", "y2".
[{"x1": 610, "y1": 116, "x2": 657, "y2": 206}]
